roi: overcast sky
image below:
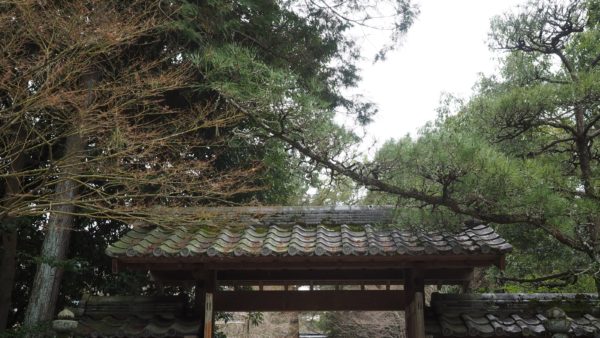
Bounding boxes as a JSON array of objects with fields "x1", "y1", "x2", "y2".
[{"x1": 351, "y1": 0, "x2": 526, "y2": 152}]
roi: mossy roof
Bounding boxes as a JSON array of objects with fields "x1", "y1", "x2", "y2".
[{"x1": 106, "y1": 206, "x2": 512, "y2": 259}]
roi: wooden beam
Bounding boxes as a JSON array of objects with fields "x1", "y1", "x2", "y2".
[
  {"x1": 148, "y1": 268, "x2": 473, "y2": 285},
  {"x1": 405, "y1": 269, "x2": 425, "y2": 338},
  {"x1": 116, "y1": 253, "x2": 504, "y2": 271},
  {"x1": 217, "y1": 269, "x2": 404, "y2": 282},
  {"x1": 221, "y1": 280, "x2": 396, "y2": 286},
  {"x1": 213, "y1": 290, "x2": 406, "y2": 312}
]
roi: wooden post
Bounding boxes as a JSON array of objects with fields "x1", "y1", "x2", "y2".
[
  {"x1": 203, "y1": 292, "x2": 213, "y2": 338},
  {"x1": 203, "y1": 271, "x2": 216, "y2": 338},
  {"x1": 195, "y1": 281, "x2": 206, "y2": 338},
  {"x1": 404, "y1": 269, "x2": 425, "y2": 338}
]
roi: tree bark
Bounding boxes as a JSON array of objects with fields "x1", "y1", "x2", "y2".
[
  {"x1": 0, "y1": 132, "x2": 27, "y2": 331},
  {"x1": 23, "y1": 133, "x2": 83, "y2": 333},
  {"x1": 24, "y1": 72, "x2": 94, "y2": 334},
  {"x1": 574, "y1": 106, "x2": 594, "y2": 197}
]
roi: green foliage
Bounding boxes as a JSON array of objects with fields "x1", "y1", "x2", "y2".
[
  {"x1": 1, "y1": 0, "x2": 419, "y2": 331},
  {"x1": 177, "y1": 0, "x2": 417, "y2": 202},
  {"x1": 490, "y1": 226, "x2": 596, "y2": 293},
  {"x1": 307, "y1": 175, "x2": 362, "y2": 206},
  {"x1": 365, "y1": 0, "x2": 600, "y2": 292},
  {"x1": 0, "y1": 322, "x2": 49, "y2": 338}
]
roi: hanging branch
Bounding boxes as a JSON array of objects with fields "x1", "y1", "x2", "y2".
[{"x1": 497, "y1": 268, "x2": 587, "y2": 288}]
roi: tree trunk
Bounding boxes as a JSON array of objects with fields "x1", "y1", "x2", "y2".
[
  {"x1": 24, "y1": 72, "x2": 94, "y2": 334},
  {"x1": 0, "y1": 134, "x2": 27, "y2": 331},
  {"x1": 23, "y1": 133, "x2": 83, "y2": 333},
  {"x1": 574, "y1": 106, "x2": 594, "y2": 197}
]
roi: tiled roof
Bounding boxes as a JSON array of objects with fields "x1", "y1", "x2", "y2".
[
  {"x1": 427, "y1": 293, "x2": 600, "y2": 337},
  {"x1": 106, "y1": 207, "x2": 511, "y2": 258}
]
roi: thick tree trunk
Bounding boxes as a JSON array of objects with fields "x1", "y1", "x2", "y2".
[
  {"x1": 0, "y1": 137, "x2": 27, "y2": 331},
  {"x1": 24, "y1": 72, "x2": 94, "y2": 334},
  {"x1": 23, "y1": 133, "x2": 83, "y2": 333}
]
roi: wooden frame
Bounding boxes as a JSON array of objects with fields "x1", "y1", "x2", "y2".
[
  {"x1": 149, "y1": 268, "x2": 474, "y2": 285},
  {"x1": 114, "y1": 252, "x2": 506, "y2": 338},
  {"x1": 114, "y1": 254, "x2": 505, "y2": 272},
  {"x1": 106, "y1": 207, "x2": 511, "y2": 338},
  {"x1": 213, "y1": 290, "x2": 406, "y2": 312}
]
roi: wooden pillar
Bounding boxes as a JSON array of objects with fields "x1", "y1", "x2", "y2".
[
  {"x1": 195, "y1": 282, "x2": 206, "y2": 338},
  {"x1": 404, "y1": 269, "x2": 425, "y2": 338},
  {"x1": 203, "y1": 292, "x2": 213, "y2": 338},
  {"x1": 203, "y1": 271, "x2": 216, "y2": 338},
  {"x1": 196, "y1": 271, "x2": 216, "y2": 338}
]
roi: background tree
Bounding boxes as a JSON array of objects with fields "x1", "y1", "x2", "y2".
[
  {"x1": 379, "y1": 0, "x2": 600, "y2": 292},
  {"x1": 1, "y1": 0, "x2": 419, "y2": 334},
  {"x1": 204, "y1": 0, "x2": 600, "y2": 293},
  {"x1": 0, "y1": 0, "x2": 261, "y2": 332}
]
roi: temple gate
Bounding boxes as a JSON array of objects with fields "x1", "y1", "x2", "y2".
[{"x1": 51, "y1": 206, "x2": 600, "y2": 337}]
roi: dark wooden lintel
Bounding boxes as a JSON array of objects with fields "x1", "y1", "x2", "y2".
[
  {"x1": 116, "y1": 254, "x2": 503, "y2": 271},
  {"x1": 148, "y1": 267, "x2": 473, "y2": 285},
  {"x1": 213, "y1": 290, "x2": 406, "y2": 311},
  {"x1": 218, "y1": 269, "x2": 404, "y2": 281}
]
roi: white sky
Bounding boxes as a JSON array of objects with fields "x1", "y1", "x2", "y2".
[{"x1": 351, "y1": 0, "x2": 526, "y2": 153}]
